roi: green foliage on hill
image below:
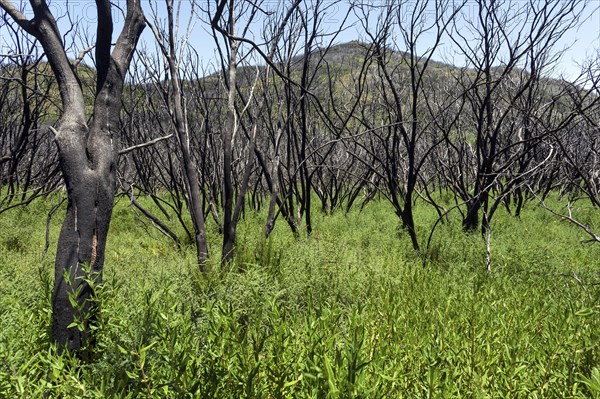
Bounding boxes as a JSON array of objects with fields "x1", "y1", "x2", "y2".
[
  {"x1": 2, "y1": 41, "x2": 579, "y2": 130},
  {"x1": 1, "y1": 195, "x2": 599, "y2": 397}
]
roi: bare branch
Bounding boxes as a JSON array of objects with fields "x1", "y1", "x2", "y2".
[
  {"x1": 118, "y1": 134, "x2": 174, "y2": 155},
  {"x1": 535, "y1": 195, "x2": 600, "y2": 244},
  {"x1": 0, "y1": 0, "x2": 37, "y2": 35},
  {"x1": 71, "y1": 44, "x2": 96, "y2": 68}
]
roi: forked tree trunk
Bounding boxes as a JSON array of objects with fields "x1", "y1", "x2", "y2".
[
  {"x1": 0, "y1": 0, "x2": 145, "y2": 354},
  {"x1": 52, "y1": 128, "x2": 116, "y2": 352}
]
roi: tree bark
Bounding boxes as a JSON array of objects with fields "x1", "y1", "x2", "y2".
[
  {"x1": 462, "y1": 197, "x2": 481, "y2": 232},
  {"x1": 1, "y1": 0, "x2": 145, "y2": 354},
  {"x1": 221, "y1": 0, "x2": 238, "y2": 264}
]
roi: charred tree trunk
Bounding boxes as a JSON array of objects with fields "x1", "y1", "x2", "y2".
[
  {"x1": 1, "y1": 0, "x2": 145, "y2": 354},
  {"x1": 220, "y1": 0, "x2": 238, "y2": 264},
  {"x1": 52, "y1": 129, "x2": 116, "y2": 353},
  {"x1": 400, "y1": 197, "x2": 420, "y2": 252},
  {"x1": 462, "y1": 197, "x2": 481, "y2": 232}
]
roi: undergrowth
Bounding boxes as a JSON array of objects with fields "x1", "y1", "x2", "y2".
[{"x1": 0, "y1": 196, "x2": 599, "y2": 398}]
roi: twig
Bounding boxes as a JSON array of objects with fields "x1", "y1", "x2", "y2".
[
  {"x1": 536, "y1": 197, "x2": 600, "y2": 244},
  {"x1": 560, "y1": 272, "x2": 593, "y2": 300},
  {"x1": 484, "y1": 212, "x2": 492, "y2": 273},
  {"x1": 71, "y1": 44, "x2": 96, "y2": 67},
  {"x1": 118, "y1": 134, "x2": 174, "y2": 155},
  {"x1": 43, "y1": 198, "x2": 66, "y2": 259}
]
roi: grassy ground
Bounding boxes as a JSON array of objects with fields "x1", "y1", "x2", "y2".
[{"x1": 0, "y1": 195, "x2": 599, "y2": 398}]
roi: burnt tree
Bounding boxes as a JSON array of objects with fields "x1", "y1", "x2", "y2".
[{"x1": 0, "y1": 0, "x2": 145, "y2": 353}]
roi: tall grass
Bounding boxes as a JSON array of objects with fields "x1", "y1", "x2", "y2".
[{"x1": 0, "y1": 196, "x2": 599, "y2": 398}]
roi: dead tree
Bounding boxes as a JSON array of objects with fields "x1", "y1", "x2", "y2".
[
  {"x1": 210, "y1": 0, "x2": 306, "y2": 261},
  {"x1": 0, "y1": 0, "x2": 145, "y2": 354},
  {"x1": 144, "y1": 0, "x2": 209, "y2": 269},
  {"x1": 445, "y1": 0, "x2": 588, "y2": 233},
  {"x1": 355, "y1": 0, "x2": 464, "y2": 251},
  {"x1": 0, "y1": 19, "x2": 59, "y2": 210}
]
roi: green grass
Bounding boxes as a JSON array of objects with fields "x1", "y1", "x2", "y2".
[{"x1": 0, "y1": 195, "x2": 599, "y2": 398}]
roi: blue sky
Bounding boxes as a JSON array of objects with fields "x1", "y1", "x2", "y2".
[{"x1": 1, "y1": 0, "x2": 599, "y2": 81}]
